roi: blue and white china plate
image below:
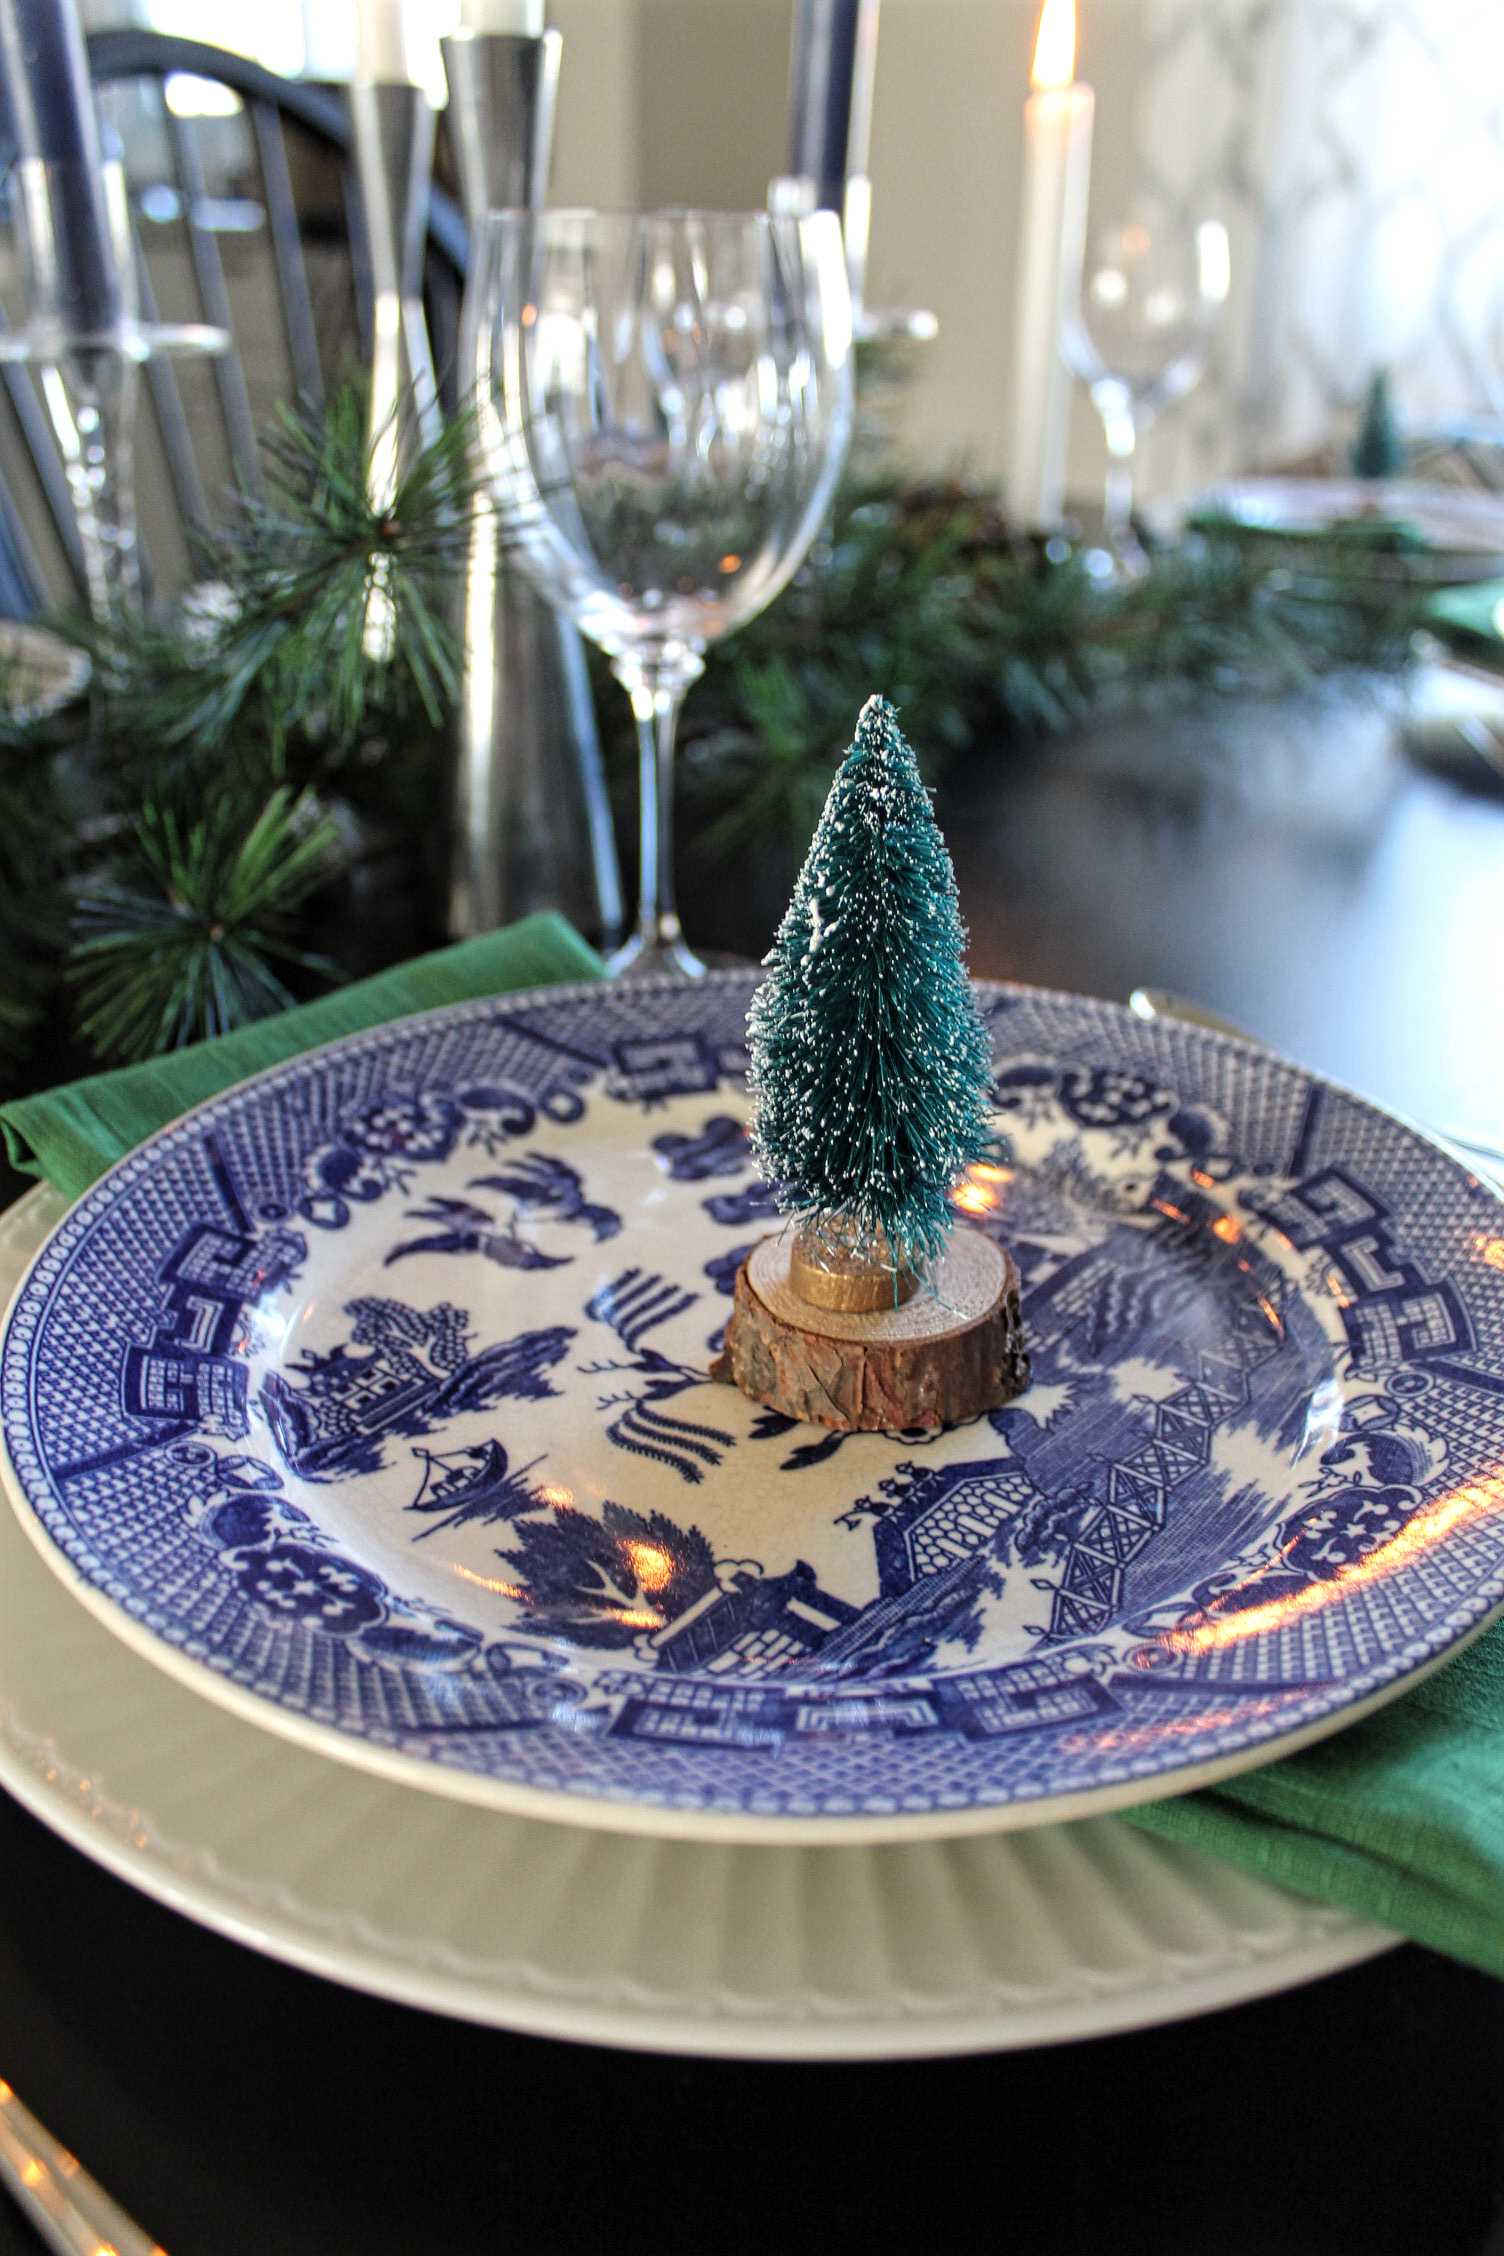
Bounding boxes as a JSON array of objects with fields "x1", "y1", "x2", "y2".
[
  {"x1": 0, "y1": 1192, "x2": 1395, "y2": 2057},
  {"x1": 5, "y1": 973, "x2": 1504, "y2": 1845}
]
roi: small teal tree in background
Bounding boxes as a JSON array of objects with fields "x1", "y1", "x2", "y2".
[
  {"x1": 1351, "y1": 368, "x2": 1403, "y2": 482},
  {"x1": 747, "y1": 694, "x2": 994, "y2": 1279}
]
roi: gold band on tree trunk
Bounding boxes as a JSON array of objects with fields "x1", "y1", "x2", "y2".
[{"x1": 789, "y1": 1221, "x2": 919, "y2": 1312}]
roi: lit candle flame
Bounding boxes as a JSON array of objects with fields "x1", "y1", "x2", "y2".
[{"x1": 1031, "y1": 0, "x2": 1077, "y2": 90}]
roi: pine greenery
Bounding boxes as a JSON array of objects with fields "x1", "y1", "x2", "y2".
[
  {"x1": 81, "y1": 390, "x2": 476, "y2": 785},
  {"x1": 747, "y1": 695, "x2": 994, "y2": 1273},
  {"x1": 71, "y1": 789, "x2": 339, "y2": 1062},
  {"x1": 669, "y1": 476, "x2": 1421, "y2": 872},
  {"x1": 5, "y1": 387, "x2": 476, "y2": 1084},
  {"x1": 0, "y1": 362, "x2": 1426, "y2": 1100}
]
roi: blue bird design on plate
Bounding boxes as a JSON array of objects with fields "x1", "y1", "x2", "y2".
[
  {"x1": 469, "y1": 1152, "x2": 622, "y2": 1242},
  {"x1": 384, "y1": 1195, "x2": 573, "y2": 1271}
]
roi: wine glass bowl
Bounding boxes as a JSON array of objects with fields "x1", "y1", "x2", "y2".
[
  {"x1": 1063, "y1": 213, "x2": 1230, "y2": 565},
  {"x1": 466, "y1": 208, "x2": 854, "y2": 976}
]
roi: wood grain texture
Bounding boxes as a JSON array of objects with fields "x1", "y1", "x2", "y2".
[{"x1": 712, "y1": 1239, "x2": 1028, "y2": 1432}]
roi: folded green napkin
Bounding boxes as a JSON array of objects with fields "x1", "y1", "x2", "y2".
[
  {"x1": 1130, "y1": 1630, "x2": 1504, "y2": 1973},
  {"x1": 5, "y1": 909, "x2": 1501, "y2": 1981},
  {"x1": 0, "y1": 910, "x2": 604, "y2": 1203},
  {"x1": 1422, "y1": 578, "x2": 1504, "y2": 677},
  {"x1": 1189, "y1": 506, "x2": 1431, "y2": 557}
]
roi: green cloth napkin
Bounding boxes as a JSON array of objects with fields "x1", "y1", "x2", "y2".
[
  {"x1": 0, "y1": 911, "x2": 604, "y2": 1203},
  {"x1": 1188, "y1": 506, "x2": 1431, "y2": 557},
  {"x1": 1422, "y1": 578, "x2": 1504, "y2": 678},
  {"x1": 1128, "y1": 1633, "x2": 1504, "y2": 1973},
  {"x1": 5, "y1": 906, "x2": 1503, "y2": 1981}
]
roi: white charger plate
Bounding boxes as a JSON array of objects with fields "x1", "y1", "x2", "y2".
[{"x1": 0, "y1": 1187, "x2": 1392, "y2": 2055}]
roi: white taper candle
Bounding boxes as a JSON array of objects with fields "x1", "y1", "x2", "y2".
[
  {"x1": 1005, "y1": 0, "x2": 1094, "y2": 531},
  {"x1": 457, "y1": 0, "x2": 544, "y2": 32},
  {"x1": 356, "y1": 0, "x2": 412, "y2": 84}
]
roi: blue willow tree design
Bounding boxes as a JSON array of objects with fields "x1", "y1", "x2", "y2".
[
  {"x1": 746, "y1": 695, "x2": 994, "y2": 1278},
  {"x1": 498, "y1": 1501, "x2": 719, "y2": 1650}
]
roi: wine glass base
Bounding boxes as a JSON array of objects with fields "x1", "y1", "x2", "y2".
[
  {"x1": 605, "y1": 931, "x2": 709, "y2": 981},
  {"x1": 1083, "y1": 534, "x2": 1152, "y2": 585}
]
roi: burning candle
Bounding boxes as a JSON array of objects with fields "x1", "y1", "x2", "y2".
[
  {"x1": 1005, "y1": 0, "x2": 1094, "y2": 531},
  {"x1": 786, "y1": 0, "x2": 880, "y2": 214}
]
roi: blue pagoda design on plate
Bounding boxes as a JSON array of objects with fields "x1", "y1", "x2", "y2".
[
  {"x1": 596, "y1": 1452, "x2": 1122, "y2": 1753},
  {"x1": 262, "y1": 1296, "x2": 573, "y2": 1481}
]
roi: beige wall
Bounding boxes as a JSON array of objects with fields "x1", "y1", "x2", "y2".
[
  {"x1": 550, "y1": 0, "x2": 643, "y2": 210},
  {"x1": 545, "y1": 0, "x2": 1504, "y2": 502},
  {"x1": 545, "y1": 0, "x2": 1169, "y2": 499}
]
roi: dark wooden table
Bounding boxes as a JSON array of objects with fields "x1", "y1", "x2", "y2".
[
  {"x1": 4, "y1": 678, "x2": 1504, "y2": 2256},
  {"x1": 946, "y1": 676, "x2": 1504, "y2": 1148}
]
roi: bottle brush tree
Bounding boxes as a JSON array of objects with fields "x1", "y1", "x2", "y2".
[{"x1": 747, "y1": 693, "x2": 995, "y2": 1279}]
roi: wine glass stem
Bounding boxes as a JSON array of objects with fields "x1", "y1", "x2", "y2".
[
  {"x1": 610, "y1": 655, "x2": 705, "y2": 978},
  {"x1": 1103, "y1": 407, "x2": 1137, "y2": 540}
]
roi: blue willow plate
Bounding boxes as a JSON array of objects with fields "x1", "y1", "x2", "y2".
[{"x1": 5, "y1": 973, "x2": 1504, "y2": 1844}]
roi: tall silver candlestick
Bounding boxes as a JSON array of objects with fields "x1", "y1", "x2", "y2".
[
  {"x1": 350, "y1": 77, "x2": 441, "y2": 519},
  {"x1": 441, "y1": 26, "x2": 622, "y2": 946}
]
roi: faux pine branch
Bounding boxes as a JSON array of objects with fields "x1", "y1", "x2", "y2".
[
  {"x1": 70, "y1": 788, "x2": 340, "y2": 1064},
  {"x1": 55, "y1": 387, "x2": 475, "y2": 1070},
  {"x1": 81, "y1": 389, "x2": 477, "y2": 792}
]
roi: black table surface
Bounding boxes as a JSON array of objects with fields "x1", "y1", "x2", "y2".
[{"x1": 5, "y1": 683, "x2": 1504, "y2": 2256}]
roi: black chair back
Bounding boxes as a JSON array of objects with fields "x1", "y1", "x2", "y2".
[{"x1": 0, "y1": 29, "x2": 468, "y2": 616}]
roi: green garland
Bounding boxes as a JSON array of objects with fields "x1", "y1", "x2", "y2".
[
  {"x1": 0, "y1": 377, "x2": 1424, "y2": 1091},
  {"x1": 663, "y1": 478, "x2": 1421, "y2": 871}
]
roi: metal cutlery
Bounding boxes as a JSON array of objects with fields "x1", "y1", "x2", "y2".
[{"x1": 0, "y1": 2076, "x2": 163, "y2": 2256}]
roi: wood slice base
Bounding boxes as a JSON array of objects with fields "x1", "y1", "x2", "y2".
[{"x1": 710, "y1": 1228, "x2": 1028, "y2": 1433}]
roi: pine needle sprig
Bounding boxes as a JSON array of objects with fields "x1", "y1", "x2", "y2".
[
  {"x1": 243, "y1": 390, "x2": 479, "y2": 746},
  {"x1": 69, "y1": 787, "x2": 342, "y2": 1063},
  {"x1": 656, "y1": 480, "x2": 1422, "y2": 874},
  {"x1": 81, "y1": 388, "x2": 478, "y2": 782}
]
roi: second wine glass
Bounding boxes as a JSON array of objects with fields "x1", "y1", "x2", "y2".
[
  {"x1": 465, "y1": 207, "x2": 855, "y2": 977},
  {"x1": 1063, "y1": 213, "x2": 1230, "y2": 566}
]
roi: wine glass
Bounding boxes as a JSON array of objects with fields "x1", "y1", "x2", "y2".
[
  {"x1": 1063, "y1": 212, "x2": 1230, "y2": 567},
  {"x1": 465, "y1": 207, "x2": 855, "y2": 977}
]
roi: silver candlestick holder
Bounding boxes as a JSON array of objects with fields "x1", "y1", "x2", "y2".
[
  {"x1": 350, "y1": 76, "x2": 442, "y2": 666},
  {"x1": 441, "y1": 26, "x2": 622, "y2": 949},
  {"x1": 0, "y1": 0, "x2": 224, "y2": 622}
]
